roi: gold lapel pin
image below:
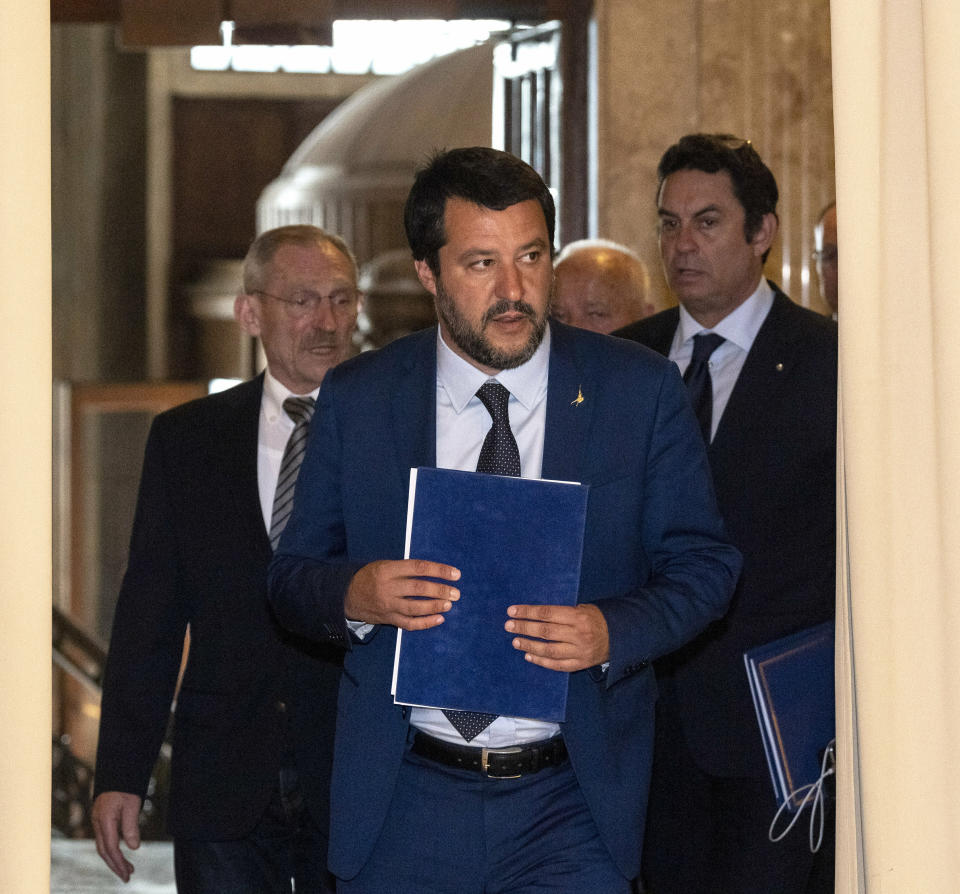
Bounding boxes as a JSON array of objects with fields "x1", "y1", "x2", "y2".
[
  {"x1": 775, "y1": 362, "x2": 784, "y2": 372},
  {"x1": 571, "y1": 386, "x2": 585, "y2": 406}
]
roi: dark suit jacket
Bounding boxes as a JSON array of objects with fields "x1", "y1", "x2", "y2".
[
  {"x1": 615, "y1": 286, "x2": 837, "y2": 778},
  {"x1": 94, "y1": 375, "x2": 341, "y2": 840},
  {"x1": 269, "y1": 322, "x2": 742, "y2": 880}
]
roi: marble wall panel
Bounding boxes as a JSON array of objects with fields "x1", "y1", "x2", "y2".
[{"x1": 595, "y1": 0, "x2": 835, "y2": 314}]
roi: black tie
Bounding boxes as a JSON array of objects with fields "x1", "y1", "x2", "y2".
[
  {"x1": 442, "y1": 382, "x2": 520, "y2": 741},
  {"x1": 269, "y1": 396, "x2": 315, "y2": 551},
  {"x1": 683, "y1": 333, "x2": 725, "y2": 442}
]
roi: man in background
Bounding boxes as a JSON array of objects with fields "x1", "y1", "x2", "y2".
[
  {"x1": 92, "y1": 225, "x2": 359, "y2": 893},
  {"x1": 616, "y1": 134, "x2": 837, "y2": 893},
  {"x1": 551, "y1": 238, "x2": 658, "y2": 333},
  {"x1": 814, "y1": 200, "x2": 838, "y2": 317}
]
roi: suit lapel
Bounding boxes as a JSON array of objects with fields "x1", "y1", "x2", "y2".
[
  {"x1": 542, "y1": 323, "x2": 594, "y2": 483},
  {"x1": 640, "y1": 307, "x2": 680, "y2": 358},
  {"x1": 712, "y1": 288, "x2": 803, "y2": 447},
  {"x1": 390, "y1": 328, "x2": 438, "y2": 475},
  {"x1": 218, "y1": 375, "x2": 271, "y2": 555}
]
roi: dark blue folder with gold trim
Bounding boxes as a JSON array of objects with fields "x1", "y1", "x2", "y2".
[
  {"x1": 744, "y1": 621, "x2": 835, "y2": 811},
  {"x1": 392, "y1": 467, "x2": 588, "y2": 722}
]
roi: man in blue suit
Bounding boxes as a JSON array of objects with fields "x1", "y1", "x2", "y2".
[{"x1": 269, "y1": 147, "x2": 741, "y2": 893}]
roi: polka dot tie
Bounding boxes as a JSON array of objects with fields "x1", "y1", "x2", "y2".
[
  {"x1": 474, "y1": 381, "x2": 521, "y2": 477},
  {"x1": 269, "y1": 396, "x2": 315, "y2": 551},
  {"x1": 441, "y1": 381, "x2": 520, "y2": 742}
]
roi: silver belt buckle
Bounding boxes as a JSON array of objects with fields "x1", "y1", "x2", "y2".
[{"x1": 481, "y1": 745, "x2": 523, "y2": 778}]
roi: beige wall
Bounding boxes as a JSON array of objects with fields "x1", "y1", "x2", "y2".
[
  {"x1": 0, "y1": 3, "x2": 52, "y2": 891},
  {"x1": 594, "y1": 0, "x2": 835, "y2": 314}
]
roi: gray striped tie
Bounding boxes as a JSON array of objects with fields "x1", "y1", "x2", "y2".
[{"x1": 269, "y1": 396, "x2": 315, "y2": 551}]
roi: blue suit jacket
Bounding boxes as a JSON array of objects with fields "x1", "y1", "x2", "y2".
[{"x1": 269, "y1": 322, "x2": 741, "y2": 880}]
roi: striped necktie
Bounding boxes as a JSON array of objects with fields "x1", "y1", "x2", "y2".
[{"x1": 269, "y1": 396, "x2": 315, "y2": 551}]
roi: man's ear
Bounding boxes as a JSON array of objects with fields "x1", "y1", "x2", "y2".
[
  {"x1": 750, "y1": 212, "x2": 779, "y2": 259},
  {"x1": 234, "y1": 293, "x2": 262, "y2": 337},
  {"x1": 414, "y1": 259, "x2": 438, "y2": 297}
]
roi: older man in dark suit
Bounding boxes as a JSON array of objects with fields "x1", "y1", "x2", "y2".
[
  {"x1": 92, "y1": 225, "x2": 358, "y2": 893},
  {"x1": 615, "y1": 133, "x2": 837, "y2": 894},
  {"x1": 268, "y1": 147, "x2": 741, "y2": 893}
]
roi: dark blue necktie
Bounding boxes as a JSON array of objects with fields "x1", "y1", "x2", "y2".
[
  {"x1": 683, "y1": 333, "x2": 725, "y2": 442},
  {"x1": 442, "y1": 382, "x2": 520, "y2": 742}
]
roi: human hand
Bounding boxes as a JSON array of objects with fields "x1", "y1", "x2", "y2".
[
  {"x1": 505, "y1": 603, "x2": 609, "y2": 671},
  {"x1": 92, "y1": 791, "x2": 142, "y2": 882},
  {"x1": 345, "y1": 559, "x2": 461, "y2": 631}
]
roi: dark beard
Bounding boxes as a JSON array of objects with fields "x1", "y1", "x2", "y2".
[{"x1": 434, "y1": 277, "x2": 548, "y2": 370}]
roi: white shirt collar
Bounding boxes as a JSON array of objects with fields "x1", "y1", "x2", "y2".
[
  {"x1": 677, "y1": 277, "x2": 774, "y2": 351},
  {"x1": 262, "y1": 369, "x2": 321, "y2": 421},
  {"x1": 436, "y1": 325, "x2": 551, "y2": 413}
]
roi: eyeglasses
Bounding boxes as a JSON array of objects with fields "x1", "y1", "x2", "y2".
[{"x1": 253, "y1": 288, "x2": 358, "y2": 320}]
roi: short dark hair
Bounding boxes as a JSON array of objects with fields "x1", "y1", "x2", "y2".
[
  {"x1": 404, "y1": 147, "x2": 556, "y2": 275},
  {"x1": 657, "y1": 134, "x2": 779, "y2": 254}
]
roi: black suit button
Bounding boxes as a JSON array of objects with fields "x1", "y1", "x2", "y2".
[{"x1": 276, "y1": 700, "x2": 287, "y2": 713}]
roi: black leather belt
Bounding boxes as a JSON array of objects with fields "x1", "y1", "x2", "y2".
[{"x1": 411, "y1": 732, "x2": 568, "y2": 779}]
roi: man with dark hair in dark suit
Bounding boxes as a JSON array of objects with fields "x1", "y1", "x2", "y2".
[
  {"x1": 268, "y1": 146, "x2": 741, "y2": 894},
  {"x1": 92, "y1": 225, "x2": 359, "y2": 893},
  {"x1": 615, "y1": 133, "x2": 837, "y2": 893}
]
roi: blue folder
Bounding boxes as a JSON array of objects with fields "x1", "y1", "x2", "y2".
[
  {"x1": 393, "y1": 467, "x2": 588, "y2": 722},
  {"x1": 744, "y1": 621, "x2": 835, "y2": 811}
]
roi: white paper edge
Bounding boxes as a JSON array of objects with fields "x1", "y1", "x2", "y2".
[
  {"x1": 745, "y1": 655, "x2": 790, "y2": 804},
  {"x1": 391, "y1": 467, "x2": 420, "y2": 698}
]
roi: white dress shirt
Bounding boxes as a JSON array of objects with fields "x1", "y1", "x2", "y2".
[
  {"x1": 669, "y1": 278, "x2": 774, "y2": 441},
  {"x1": 410, "y1": 327, "x2": 562, "y2": 747},
  {"x1": 257, "y1": 370, "x2": 321, "y2": 531}
]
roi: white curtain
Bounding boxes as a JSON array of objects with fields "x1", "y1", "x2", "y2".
[
  {"x1": 833, "y1": 0, "x2": 960, "y2": 888},
  {"x1": 0, "y1": 2, "x2": 52, "y2": 892}
]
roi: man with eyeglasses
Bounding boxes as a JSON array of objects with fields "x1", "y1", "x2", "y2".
[
  {"x1": 814, "y1": 200, "x2": 838, "y2": 317},
  {"x1": 92, "y1": 225, "x2": 358, "y2": 893},
  {"x1": 616, "y1": 134, "x2": 837, "y2": 893}
]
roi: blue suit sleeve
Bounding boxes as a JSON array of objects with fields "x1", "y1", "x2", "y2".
[{"x1": 595, "y1": 362, "x2": 742, "y2": 685}]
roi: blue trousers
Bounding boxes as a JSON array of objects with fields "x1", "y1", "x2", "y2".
[
  {"x1": 338, "y1": 743, "x2": 631, "y2": 894},
  {"x1": 174, "y1": 765, "x2": 335, "y2": 894}
]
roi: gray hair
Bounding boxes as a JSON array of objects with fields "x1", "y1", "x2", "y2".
[{"x1": 242, "y1": 225, "x2": 359, "y2": 294}]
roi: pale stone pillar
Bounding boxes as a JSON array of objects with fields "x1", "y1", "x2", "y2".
[
  {"x1": 593, "y1": 0, "x2": 699, "y2": 309},
  {"x1": 0, "y1": 2, "x2": 52, "y2": 891},
  {"x1": 593, "y1": 0, "x2": 835, "y2": 313}
]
